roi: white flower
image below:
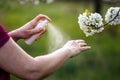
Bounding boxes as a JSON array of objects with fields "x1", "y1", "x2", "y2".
[
  {"x1": 78, "y1": 10, "x2": 104, "y2": 37},
  {"x1": 105, "y1": 7, "x2": 120, "y2": 25}
]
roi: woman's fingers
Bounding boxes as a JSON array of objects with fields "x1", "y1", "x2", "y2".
[
  {"x1": 37, "y1": 14, "x2": 51, "y2": 22},
  {"x1": 35, "y1": 28, "x2": 47, "y2": 41},
  {"x1": 75, "y1": 40, "x2": 91, "y2": 51},
  {"x1": 74, "y1": 40, "x2": 87, "y2": 47},
  {"x1": 25, "y1": 28, "x2": 43, "y2": 36},
  {"x1": 33, "y1": 14, "x2": 51, "y2": 24},
  {"x1": 79, "y1": 43, "x2": 87, "y2": 47},
  {"x1": 75, "y1": 40, "x2": 85, "y2": 43},
  {"x1": 28, "y1": 14, "x2": 51, "y2": 29},
  {"x1": 80, "y1": 46, "x2": 91, "y2": 51}
]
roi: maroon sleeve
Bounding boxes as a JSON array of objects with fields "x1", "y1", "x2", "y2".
[{"x1": 0, "y1": 24, "x2": 10, "y2": 48}]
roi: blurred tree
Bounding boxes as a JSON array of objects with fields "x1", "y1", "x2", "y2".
[
  {"x1": 46, "y1": 0, "x2": 54, "y2": 4},
  {"x1": 93, "y1": 0, "x2": 103, "y2": 13},
  {"x1": 104, "y1": 0, "x2": 120, "y2": 2},
  {"x1": 18, "y1": 0, "x2": 54, "y2": 4},
  {"x1": 18, "y1": 0, "x2": 27, "y2": 4},
  {"x1": 0, "y1": 0, "x2": 11, "y2": 9},
  {"x1": 18, "y1": 0, "x2": 40, "y2": 5}
]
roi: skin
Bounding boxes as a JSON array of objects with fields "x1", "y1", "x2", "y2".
[
  {"x1": 0, "y1": 14, "x2": 91, "y2": 80},
  {"x1": 9, "y1": 14, "x2": 51, "y2": 42}
]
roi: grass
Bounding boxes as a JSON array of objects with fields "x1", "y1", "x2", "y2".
[{"x1": 0, "y1": 1, "x2": 120, "y2": 80}]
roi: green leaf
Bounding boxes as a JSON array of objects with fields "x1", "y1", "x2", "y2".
[{"x1": 85, "y1": 9, "x2": 90, "y2": 17}]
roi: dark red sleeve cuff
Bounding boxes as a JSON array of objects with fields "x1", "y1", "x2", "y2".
[{"x1": 0, "y1": 24, "x2": 10, "y2": 48}]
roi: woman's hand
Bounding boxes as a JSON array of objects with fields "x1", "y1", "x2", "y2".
[
  {"x1": 62, "y1": 40, "x2": 91, "y2": 58},
  {"x1": 9, "y1": 14, "x2": 51, "y2": 42}
]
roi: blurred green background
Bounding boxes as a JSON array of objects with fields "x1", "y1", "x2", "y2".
[{"x1": 0, "y1": 0, "x2": 120, "y2": 80}]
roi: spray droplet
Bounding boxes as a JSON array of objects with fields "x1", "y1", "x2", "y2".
[{"x1": 47, "y1": 23, "x2": 70, "y2": 52}]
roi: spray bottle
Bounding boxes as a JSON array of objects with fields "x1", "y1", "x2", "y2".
[{"x1": 25, "y1": 20, "x2": 49, "y2": 45}]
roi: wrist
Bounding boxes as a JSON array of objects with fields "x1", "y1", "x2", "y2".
[
  {"x1": 9, "y1": 30, "x2": 20, "y2": 42},
  {"x1": 60, "y1": 47, "x2": 73, "y2": 58}
]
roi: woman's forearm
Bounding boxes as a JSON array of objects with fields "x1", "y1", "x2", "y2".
[
  {"x1": 0, "y1": 38, "x2": 71, "y2": 79},
  {"x1": 0, "y1": 37, "x2": 90, "y2": 79},
  {"x1": 33, "y1": 48, "x2": 71, "y2": 79}
]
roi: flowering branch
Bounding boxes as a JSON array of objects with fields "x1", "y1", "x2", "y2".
[
  {"x1": 97, "y1": 9, "x2": 120, "y2": 29},
  {"x1": 78, "y1": 7, "x2": 120, "y2": 37}
]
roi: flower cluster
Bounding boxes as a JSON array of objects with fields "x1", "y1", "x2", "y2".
[
  {"x1": 105, "y1": 7, "x2": 120, "y2": 25},
  {"x1": 78, "y1": 7, "x2": 120, "y2": 37},
  {"x1": 78, "y1": 10, "x2": 104, "y2": 37}
]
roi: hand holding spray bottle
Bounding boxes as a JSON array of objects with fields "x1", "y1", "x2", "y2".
[{"x1": 25, "y1": 20, "x2": 49, "y2": 45}]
